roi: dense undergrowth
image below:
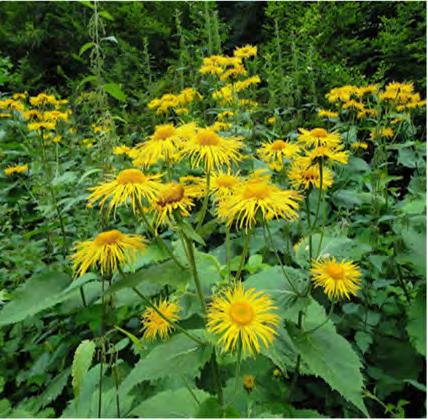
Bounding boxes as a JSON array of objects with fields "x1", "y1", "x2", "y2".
[{"x1": 0, "y1": 1, "x2": 426, "y2": 418}]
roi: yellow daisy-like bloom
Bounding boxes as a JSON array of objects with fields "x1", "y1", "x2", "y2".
[
  {"x1": 152, "y1": 182, "x2": 200, "y2": 226},
  {"x1": 179, "y1": 127, "x2": 243, "y2": 172},
  {"x1": 211, "y1": 170, "x2": 241, "y2": 200},
  {"x1": 207, "y1": 283, "x2": 279, "y2": 355},
  {"x1": 234, "y1": 44, "x2": 257, "y2": 59},
  {"x1": 217, "y1": 171, "x2": 302, "y2": 230},
  {"x1": 369, "y1": 127, "x2": 394, "y2": 141},
  {"x1": 351, "y1": 141, "x2": 368, "y2": 150},
  {"x1": 71, "y1": 229, "x2": 146, "y2": 277},
  {"x1": 141, "y1": 299, "x2": 181, "y2": 341},
  {"x1": 257, "y1": 140, "x2": 301, "y2": 171},
  {"x1": 297, "y1": 128, "x2": 341, "y2": 148},
  {"x1": 306, "y1": 144, "x2": 349, "y2": 165},
  {"x1": 318, "y1": 109, "x2": 339, "y2": 119},
  {"x1": 132, "y1": 124, "x2": 182, "y2": 167},
  {"x1": 87, "y1": 168, "x2": 163, "y2": 215},
  {"x1": 243, "y1": 375, "x2": 256, "y2": 392},
  {"x1": 310, "y1": 257, "x2": 362, "y2": 300},
  {"x1": 267, "y1": 116, "x2": 276, "y2": 125},
  {"x1": 288, "y1": 157, "x2": 334, "y2": 190},
  {"x1": 113, "y1": 145, "x2": 131, "y2": 155},
  {"x1": 4, "y1": 164, "x2": 29, "y2": 176}
]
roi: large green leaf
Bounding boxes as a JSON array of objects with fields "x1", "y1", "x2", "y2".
[
  {"x1": 407, "y1": 289, "x2": 426, "y2": 356},
  {"x1": 130, "y1": 387, "x2": 210, "y2": 418},
  {"x1": 289, "y1": 299, "x2": 368, "y2": 416},
  {"x1": 0, "y1": 271, "x2": 70, "y2": 326},
  {"x1": 120, "y1": 331, "x2": 211, "y2": 396},
  {"x1": 71, "y1": 340, "x2": 96, "y2": 397},
  {"x1": 103, "y1": 82, "x2": 127, "y2": 101}
]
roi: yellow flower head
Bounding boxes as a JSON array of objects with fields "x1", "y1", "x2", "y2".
[
  {"x1": 297, "y1": 128, "x2": 341, "y2": 148},
  {"x1": 29, "y1": 93, "x2": 59, "y2": 108},
  {"x1": 351, "y1": 141, "x2": 368, "y2": 151},
  {"x1": 88, "y1": 168, "x2": 163, "y2": 215},
  {"x1": 233, "y1": 44, "x2": 257, "y2": 59},
  {"x1": 152, "y1": 182, "x2": 200, "y2": 226},
  {"x1": 141, "y1": 299, "x2": 181, "y2": 341},
  {"x1": 207, "y1": 283, "x2": 279, "y2": 355},
  {"x1": 257, "y1": 140, "x2": 301, "y2": 171},
  {"x1": 217, "y1": 171, "x2": 302, "y2": 230},
  {"x1": 71, "y1": 229, "x2": 146, "y2": 277},
  {"x1": 179, "y1": 127, "x2": 243, "y2": 172},
  {"x1": 4, "y1": 164, "x2": 29, "y2": 176},
  {"x1": 326, "y1": 85, "x2": 358, "y2": 103},
  {"x1": 211, "y1": 170, "x2": 241, "y2": 200},
  {"x1": 113, "y1": 145, "x2": 131, "y2": 156},
  {"x1": 12, "y1": 92, "x2": 27, "y2": 101},
  {"x1": 318, "y1": 109, "x2": 339, "y2": 119},
  {"x1": 243, "y1": 375, "x2": 255, "y2": 392},
  {"x1": 310, "y1": 257, "x2": 362, "y2": 300},
  {"x1": 234, "y1": 75, "x2": 261, "y2": 92},
  {"x1": 217, "y1": 111, "x2": 235, "y2": 121},
  {"x1": 267, "y1": 116, "x2": 276, "y2": 125},
  {"x1": 288, "y1": 157, "x2": 334, "y2": 190},
  {"x1": 0, "y1": 99, "x2": 25, "y2": 112},
  {"x1": 369, "y1": 127, "x2": 394, "y2": 141},
  {"x1": 306, "y1": 144, "x2": 349, "y2": 166}
]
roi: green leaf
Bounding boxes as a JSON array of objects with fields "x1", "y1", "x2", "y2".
[
  {"x1": 114, "y1": 326, "x2": 145, "y2": 353},
  {"x1": 0, "y1": 271, "x2": 70, "y2": 326},
  {"x1": 37, "y1": 369, "x2": 70, "y2": 409},
  {"x1": 99, "y1": 10, "x2": 114, "y2": 21},
  {"x1": 406, "y1": 289, "x2": 426, "y2": 356},
  {"x1": 79, "y1": 42, "x2": 95, "y2": 56},
  {"x1": 71, "y1": 340, "x2": 96, "y2": 397},
  {"x1": 289, "y1": 299, "x2": 368, "y2": 416},
  {"x1": 103, "y1": 83, "x2": 127, "y2": 101},
  {"x1": 120, "y1": 331, "x2": 211, "y2": 396},
  {"x1": 131, "y1": 387, "x2": 210, "y2": 417}
]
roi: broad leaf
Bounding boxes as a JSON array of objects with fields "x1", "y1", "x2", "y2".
[
  {"x1": 407, "y1": 289, "x2": 426, "y2": 356},
  {"x1": 71, "y1": 340, "x2": 96, "y2": 397}
]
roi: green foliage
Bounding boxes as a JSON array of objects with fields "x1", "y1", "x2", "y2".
[{"x1": 71, "y1": 339, "x2": 96, "y2": 397}]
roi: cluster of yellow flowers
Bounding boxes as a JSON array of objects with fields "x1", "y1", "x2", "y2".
[
  {"x1": 322, "y1": 82, "x2": 425, "y2": 120},
  {"x1": 147, "y1": 87, "x2": 202, "y2": 115},
  {"x1": 4, "y1": 163, "x2": 29, "y2": 176}
]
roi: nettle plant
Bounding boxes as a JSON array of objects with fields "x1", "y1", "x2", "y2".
[{"x1": 0, "y1": 45, "x2": 425, "y2": 418}]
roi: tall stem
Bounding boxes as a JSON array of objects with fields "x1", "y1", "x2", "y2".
[
  {"x1": 196, "y1": 170, "x2": 211, "y2": 231},
  {"x1": 234, "y1": 227, "x2": 253, "y2": 282},
  {"x1": 225, "y1": 226, "x2": 232, "y2": 284},
  {"x1": 304, "y1": 195, "x2": 313, "y2": 261}
]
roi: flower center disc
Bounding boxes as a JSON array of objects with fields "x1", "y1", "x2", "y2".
[
  {"x1": 196, "y1": 129, "x2": 220, "y2": 146},
  {"x1": 326, "y1": 263, "x2": 345, "y2": 280},
  {"x1": 216, "y1": 175, "x2": 237, "y2": 188},
  {"x1": 271, "y1": 140, "x2": 287, "y2": 151},
  {"x1": 229, "y1": 301, "x2": 254, "y2": 326},
  {"x1": 243, "y1": 183, "x2": 269, "y2": 200},
  {"x1": 157, "y1": 184, "x2": 185, "y2": 206},
  {"x1": 117, "y1": 169, "x2": 145, "y2": 185},
  {"x1": 94, "y1": 229, "x2": 123, "y2": 246},
  {"x1": 311, "y1": 128, "x2": 328, "y2": 138},
  {"x1": 153, "y1": 125, "x2": 175, "y2": 141}
]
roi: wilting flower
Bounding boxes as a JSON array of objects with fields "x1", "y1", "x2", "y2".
[
  {"x1": 217, "y1": 171, "x2": 301, "y2": 230},
  {"x1": 297, "y1": 128, "x2": 342, "y2": 148},
  {"x1": 151, "y1": 182, "x2": 203, "y2": 226},
  {"x1": 257, "y1": 140, "x2": 300, "y2": 171},
  {"x1": 71, "y1": 229, "x2": 146, "y2": 277},
  {"x1": 87, "y1": 168, "x2": 163, "y2": 215},
  {"x1": 141, "y1": 299, "x2": 181, "y2": 341},
  {"x1": 243, "y1": 375, "x2": 256, "y2": 392},
  {"x1": 179, "y1": 127, "x2": 244, "y2": 172},
  {"x1": 207, "y1": 283, "x2": 279, "y2": 355},
  {"x1": 310, "y1": 257, "x2": 361, "y2": 300},
  {"x1": 288, "y1": 157, "x2": 334, "y2": 190},
  {"x1": 4, "y1": 164, "x2": 29, "y2": 176}
]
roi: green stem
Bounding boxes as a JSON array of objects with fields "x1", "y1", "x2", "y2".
[
  {"x1": 312, "y1": 160, "x2": 323, "y2": 229},
  {"x1": 226, "y1": 226, "x2": 232, "y2": 284},
  {"x1": 234, "y1": 227, "x2": 253, "y2": 282},
  {"x1": 210, "y1": 349, "x2": 224, "y2": 407},
  {"x1": 79, "y1": 286, "x2": 87, "y2": 307},
  {"x1": 98, "y1": 275, "x2": 106, "y2": 418},
  {"x1": 131, "y1": 286, "x2": 206, "y2": 345},
  {"x1": 288, "y1": 310, "x2": 304, "y2": 401},
  {"x1": 196, "y1": 170, "x2": 211, "y2": 231},
  {"x1": 304, "y1": 195, "x2": 313, "y2": 261}
]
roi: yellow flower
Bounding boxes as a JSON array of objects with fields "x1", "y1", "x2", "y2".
[
  {"x1": 52, "y1": 135, "x2": 62, "y2": 144},
  {"x1": 288, "y1": 157, "x2": 334, "y2": 190},
  {"x1": 0, "y1": 99, "x2": 25, "y2": 112},
  {"x1": 12, "y1": 92, "x2": 27, "y2": 100},
  {"x1": 342, "y1": 100, "x2": 365, "y2": 112},
  {"x1": 297, "y1": 128, "x2": 341, "y2": 148},
  {"x1": 211, "y1": 170, "x2": 241, "y2": 200},
  {"x1": 217, "y1": 171, "x2": 302, "y2": 230},
  {"x1": 207, "y1": 283, "x2": 279, "y2": 355},
  {"x1": 234, "y1": 75, "x2": 261, "y2": 92},
  {"x1": 326, "y1": 85, "x2": 358, "y2": 103},
  {"x1": 233, "y1": 44, "x2": 257, "y2": 59},
  {"x1": 29, "y1": 93, "x2": 59, "y2": 107},
  {"x1": 27, "y1": 121, "x2": 56, "y2": 131},
  {"x1": 88, "y1": 168, "x2": 163, "y2": 215},
  {"x1": 210, "y1": 121, "x2": 233, "y2": 132},
  {"x1": 217, "y1": 111, "x2": 235, "y2": 121},
  {"x1": 71, "y1": 229, "x2": 146, "y2": 277},
  {"x1": 306, "y1": 144, "x2": 349, "y2": 165},
  {"x1": 113, "y1": 145, "x2": 131, "y2": 155},
  {"x1": 152, "y1": 182, "x2": 201, "y2": 226},
  {"x1": 243, "y1": 375, "x2": 255, "y2": 392},
  {"x1": 310, "y1": 257, "x2": 362, "y2": 300},
  {"x1": 273, "y1": 368, "x2": 282, "y2": 377},
  {"x1": 318, "y1": 109, "x2": 339, "y2": 119},
  {"x1": 257, "y1": 140, "x2": 301, "y2": 171},
  {"x1": 4, "y1": 164, "x2": 29, "y2": 176},
  {"x1": 351, "y1": 141, "x2": 368, "y2": 150},
  {"x1": 141, "y1": 299, "x2": 181, "y2": 341},
  {"x1": 22, "y1": 110, "x2": 41, "y2": 120},
  {"x1": 369, "y1": 127, "x2": 394, "y2": 141},
  {"x1": 179, "y1": 127, "x2": 243, "y2": 172},
  {"x1": 267, "y1": 116, "x2": 276, "y2": 125}
]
